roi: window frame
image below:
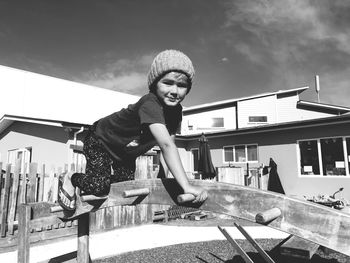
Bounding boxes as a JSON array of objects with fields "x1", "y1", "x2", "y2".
[
  {"x1": 223, "y1": 144, "x2": 258, "y2": 164},
  {"x1": 190, "y1": 148, "x2": 199, "y2": 172},
  {"x1": 297, "y1": 136, "x2": 350, "y2": 177}
]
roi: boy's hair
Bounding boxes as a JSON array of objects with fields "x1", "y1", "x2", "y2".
[{"x1": 147, "y1": 50, "x2": 195, "y2": 94}]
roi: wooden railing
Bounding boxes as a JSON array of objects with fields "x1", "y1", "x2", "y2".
[{"x1": 0, "y1": 154, "x2": 169, "y2": 240}]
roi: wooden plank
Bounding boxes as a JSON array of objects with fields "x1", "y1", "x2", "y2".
[
  {"x1": 218, "y1": 225, "x2": 253, "y2": 263},
  {"x1": 234, "y1": 222, "x2": 275, "y2": 263},
  {"x1": 280, "y1": 235, "x2": 319, "y2": 260},
  {"x1": 28, "y1": 178, "x2": 350, "y2": 256},
  {"x1": 27, "y1": 163, "x2": 37, "y2": 203},
  {"x1": 18, "y1": 204, "x2": 31, "y2": 263},
  {"x1": 46, "y1": 166, "x2": 56, "y2": 202},
  {"x1": 77, "y1": 213, "x2": 90, "y2": 263},
  {"x1": 38, "y1": 164, "x2": 45, "y2": 202},
  {"x1": 0, "y1": 164, "x2": 12, "y2": 237},
  {"x1": 8, "y1": 159, "x2": 21, "y2": 235},
  {"x1": 19, "y1": 163, "x2": 27, "y2": 204},
  {"x1": 0, "y1": 162, "x2": 3, "y2": 221}
]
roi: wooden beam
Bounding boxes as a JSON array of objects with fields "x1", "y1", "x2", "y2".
[
  {"x1": 122, "y1": 188, "x2": 150, "y2": 198},
  {"x1": 234, "y1": 222, "x2": 275, "y2": 263},
  {"x1": 27, "y1": 179, "x2": 350, "y2": 256},
  {"x1": 218, "y1": 225, "x2": 253, "y2": 263},
  {"x1": 280, "y1": 235, "x2": 319, "y2": 260},
  {"x1": 0, "y1": 164, "x2": 11, "y2": 237},
  {"x1": 77, "y1": 213, "x2": 90, "y2": 263},
  {"x1": 18, "y1": 204, "x2": 31, "y2": 263},
  {"x1": 255, "y1": 208, "x2": 282, "y2": 224}
]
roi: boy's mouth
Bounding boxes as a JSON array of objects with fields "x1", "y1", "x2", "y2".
[{"x1": 167, "y1": 97, "x2": 179, "y2": 102}]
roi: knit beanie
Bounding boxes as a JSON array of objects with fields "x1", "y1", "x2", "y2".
[{"x1": 147, "y1": 50, "x2": 195, "y2": 92}]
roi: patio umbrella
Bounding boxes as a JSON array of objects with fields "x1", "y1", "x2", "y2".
[
  {"x1": 198, "y1": 133, "x2": 217, "y2": 180},
  {"x1": 267, "y1": 158, "x2": 285, "y2": 194}
]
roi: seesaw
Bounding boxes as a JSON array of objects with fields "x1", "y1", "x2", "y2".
[{"x1": 18, "y1": 178, "x2": 350, "y2": 263}]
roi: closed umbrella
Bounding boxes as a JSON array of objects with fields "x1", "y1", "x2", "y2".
[{"x1": 198, "y1": 133, "x2": 217, "y2": 180}]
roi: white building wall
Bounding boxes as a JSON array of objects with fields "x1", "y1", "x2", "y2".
[
  {"x1": 276, "y1": 95, "x2": 300, "y2": 123},
  {"x1": 181, "y1": 107, "x2": 236, "y2": 135},
  {"x1": 298, "y1": 108, "x2": 335, "y2": 120},
  {"x1": 0, "y1": 65, "x2": 140, "y2": 124},
  {"x1": 237, "y1": 95, "x2": 277, "y2": 128}
]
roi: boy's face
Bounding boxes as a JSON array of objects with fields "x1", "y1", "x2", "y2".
[{"x1": 155, "y1": 72, "x2": 190, "y2": 107}]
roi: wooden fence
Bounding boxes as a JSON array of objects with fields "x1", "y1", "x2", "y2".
[
  {"x1": 0, "y1": 154, "x2": 170, "y2": 240},
  {"x1": 0, "y1": 155, "x2": 267, "y2": 241}
]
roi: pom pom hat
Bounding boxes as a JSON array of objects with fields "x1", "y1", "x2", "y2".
[{"x1": 147, "y1": 50, "x2": 195, "y2": 93}]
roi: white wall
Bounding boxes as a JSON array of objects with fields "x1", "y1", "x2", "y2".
[
  {"x1": 182, "y1": 106, "x2": 236, "y2": 135},
  {"x1": 0, "y1": 65, "x2": 140, "y2": 124},
  {"x1": 237, "y1": 95, "x2": 277, "y2": 128},
  {"x1": 0, "y1": 122, "x2": 70, "y2": 169}
]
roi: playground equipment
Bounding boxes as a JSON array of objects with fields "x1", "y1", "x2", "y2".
[{"x1": 18, "y1": 178, "x2": 350, "y2": 262}]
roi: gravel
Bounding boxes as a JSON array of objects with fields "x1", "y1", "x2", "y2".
[
  {"x1": 94, "y1": 239, "x2": 349, "y2": 263},
  {"x1": 94, "y1": 214, "x2": 350, "y2": 263}
]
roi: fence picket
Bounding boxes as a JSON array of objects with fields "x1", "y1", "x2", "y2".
[
  {"x1": 27, "y1": 163, "x2": 37, "y2": 203},
  {"x1": 0, "y1": 164, "x2": 12, "y2": 237},
  {"x1": 38, "y1": 164, "x2": 45, "y2": 202},
  {"x1": 0, "y1": 162, "x2": 3, "y2": 220},
  {"x1": 8, "y1": 159, "x2": 21, "y2": 235},
  {"x1": 19, "y1": 163, "x2": 27, "y2": 204}
]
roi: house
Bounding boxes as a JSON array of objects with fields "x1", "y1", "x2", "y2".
[
  {"x1": 1, "y1": 65, "x2": 350, "y2": 200},
  {"x1": 0, "y1": 65, "x2": 139, "y2": 170},
  {"x1": 179, "y1": 88, "x2": 350, "y2": 200}
]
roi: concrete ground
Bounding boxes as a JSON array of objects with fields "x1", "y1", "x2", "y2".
[{"x1": 0, "y1": 224, "x2": 289, "y2": 263}]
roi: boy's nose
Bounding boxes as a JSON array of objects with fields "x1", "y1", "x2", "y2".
[{"x1": 170, "y1": 85, "x2": 179, "y2": 94}]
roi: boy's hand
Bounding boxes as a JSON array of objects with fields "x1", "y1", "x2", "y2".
[{"x1": 184, "y1": 185, "x2": 208, "y2": 203}]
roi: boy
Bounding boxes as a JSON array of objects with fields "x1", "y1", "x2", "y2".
[{"x1": 58, "y1": 50, "x2": 208, "y2": 211}]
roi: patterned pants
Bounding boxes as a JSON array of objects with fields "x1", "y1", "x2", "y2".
[{"x1": 71, "y1": 132, "x2": 135, "y2": 196}]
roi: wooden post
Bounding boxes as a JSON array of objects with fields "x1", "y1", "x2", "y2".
[
  {"x1": 19, "y1": 163, "x2": 27, "y2": 204},
  {"x1": 218, "y1": 225, "x2": 253, "y2": 263},
  {"x1": 177, "y1": 193, "x2": 195, "y2": 203},
  {"x1": 18, "y1": 204, "x2": 31, "y2": 263},
  {"x1": 122, "y1": 188, "x2": 150, "y2": 198},
  {"x1": 77, "y1": 213, "x2": 90, "y2": 263},
  {"x1": 27, "y1": 163, "x2": 37, "y2": 203},
  {"x1": 38, "y1": 164, "x2": 45, "y2": 202},
  {"x1": 255, "y1": 207, "x2": 282, "y2": 224},
  {"x1": 8, "y1": 159, "x2": 21, "y2": 234},
  {"x1": 234, "y1": 222, "x2": 276, "y2": 263},
  {"x1": 0, "y1": 164, "x2": 12, "y2": 237}
]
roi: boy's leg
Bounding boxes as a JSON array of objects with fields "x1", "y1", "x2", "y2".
[
  {"x1": 71, "y1": 133, "x2": 113, "y2": 196},
  {"x1": 111, "y1": 159, "x2": 136, "y2": 183}
]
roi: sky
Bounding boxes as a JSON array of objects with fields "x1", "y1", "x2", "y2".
[{"x1": 0, "y1": 0, "x2": 350, "y2": 107}]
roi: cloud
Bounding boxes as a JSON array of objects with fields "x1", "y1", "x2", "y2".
[
  {"x1": 78, "y1": 53, "x2": 156, "y2": 95},
  {"x1": 221, "y1": 0, "x2": 350, "y2": 105},
  {"x1": 224, "y1": 0, "x2": 350, "y2": 62}
]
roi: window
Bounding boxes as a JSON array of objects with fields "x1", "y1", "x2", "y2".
[
  {"x1": 224, "y1": 144, "x2": 258, "y2": 163},
  {"x1": 7, "y1": 147, "x2": 32, "y2": 173},
  {"x1": 223, "y1": 146, "x2": 234, "y2": 162},
  {"x1": 299, "y1": 137, "x2": 349, "y2": 176},
  {"x1": 249, "y1": 116, "x2": 268, "y2": 123},
  {"x1": 197, "y1": 117, "x2": 224, "y2": 130},
  {"x1": 321, "y1": 138, "x2": 345, "y2": 175},
  {"x1": 191, "y1": 149, "x2": 199, "y2": 171},
  {"x1": 299, "y1": 140, "x2": 320, "y2": 175},
  {"x1": 235, "y1": 145, "x2": 246, "y2": 162}
]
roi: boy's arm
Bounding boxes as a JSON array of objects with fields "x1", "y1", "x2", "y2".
[
  {"x1": 158, "y1": 134, "x2": 175, "y2": 178},
  {"x1": 149, "y1": 123, "x2": 207, "y2": 202}
]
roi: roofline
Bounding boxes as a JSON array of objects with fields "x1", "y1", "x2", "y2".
[
  {"x1": 0, "y1": 114, "x2": 90, "y2": 130},
  {"x1": 183, "y1": 86, "x2": 309, "y2": 113},
  {"x1": 176, "y1": 113, "x2": 350, "y2": 141},
  {"x1": 297, "y1": 100, "x2": 350, "y2": 112}
]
